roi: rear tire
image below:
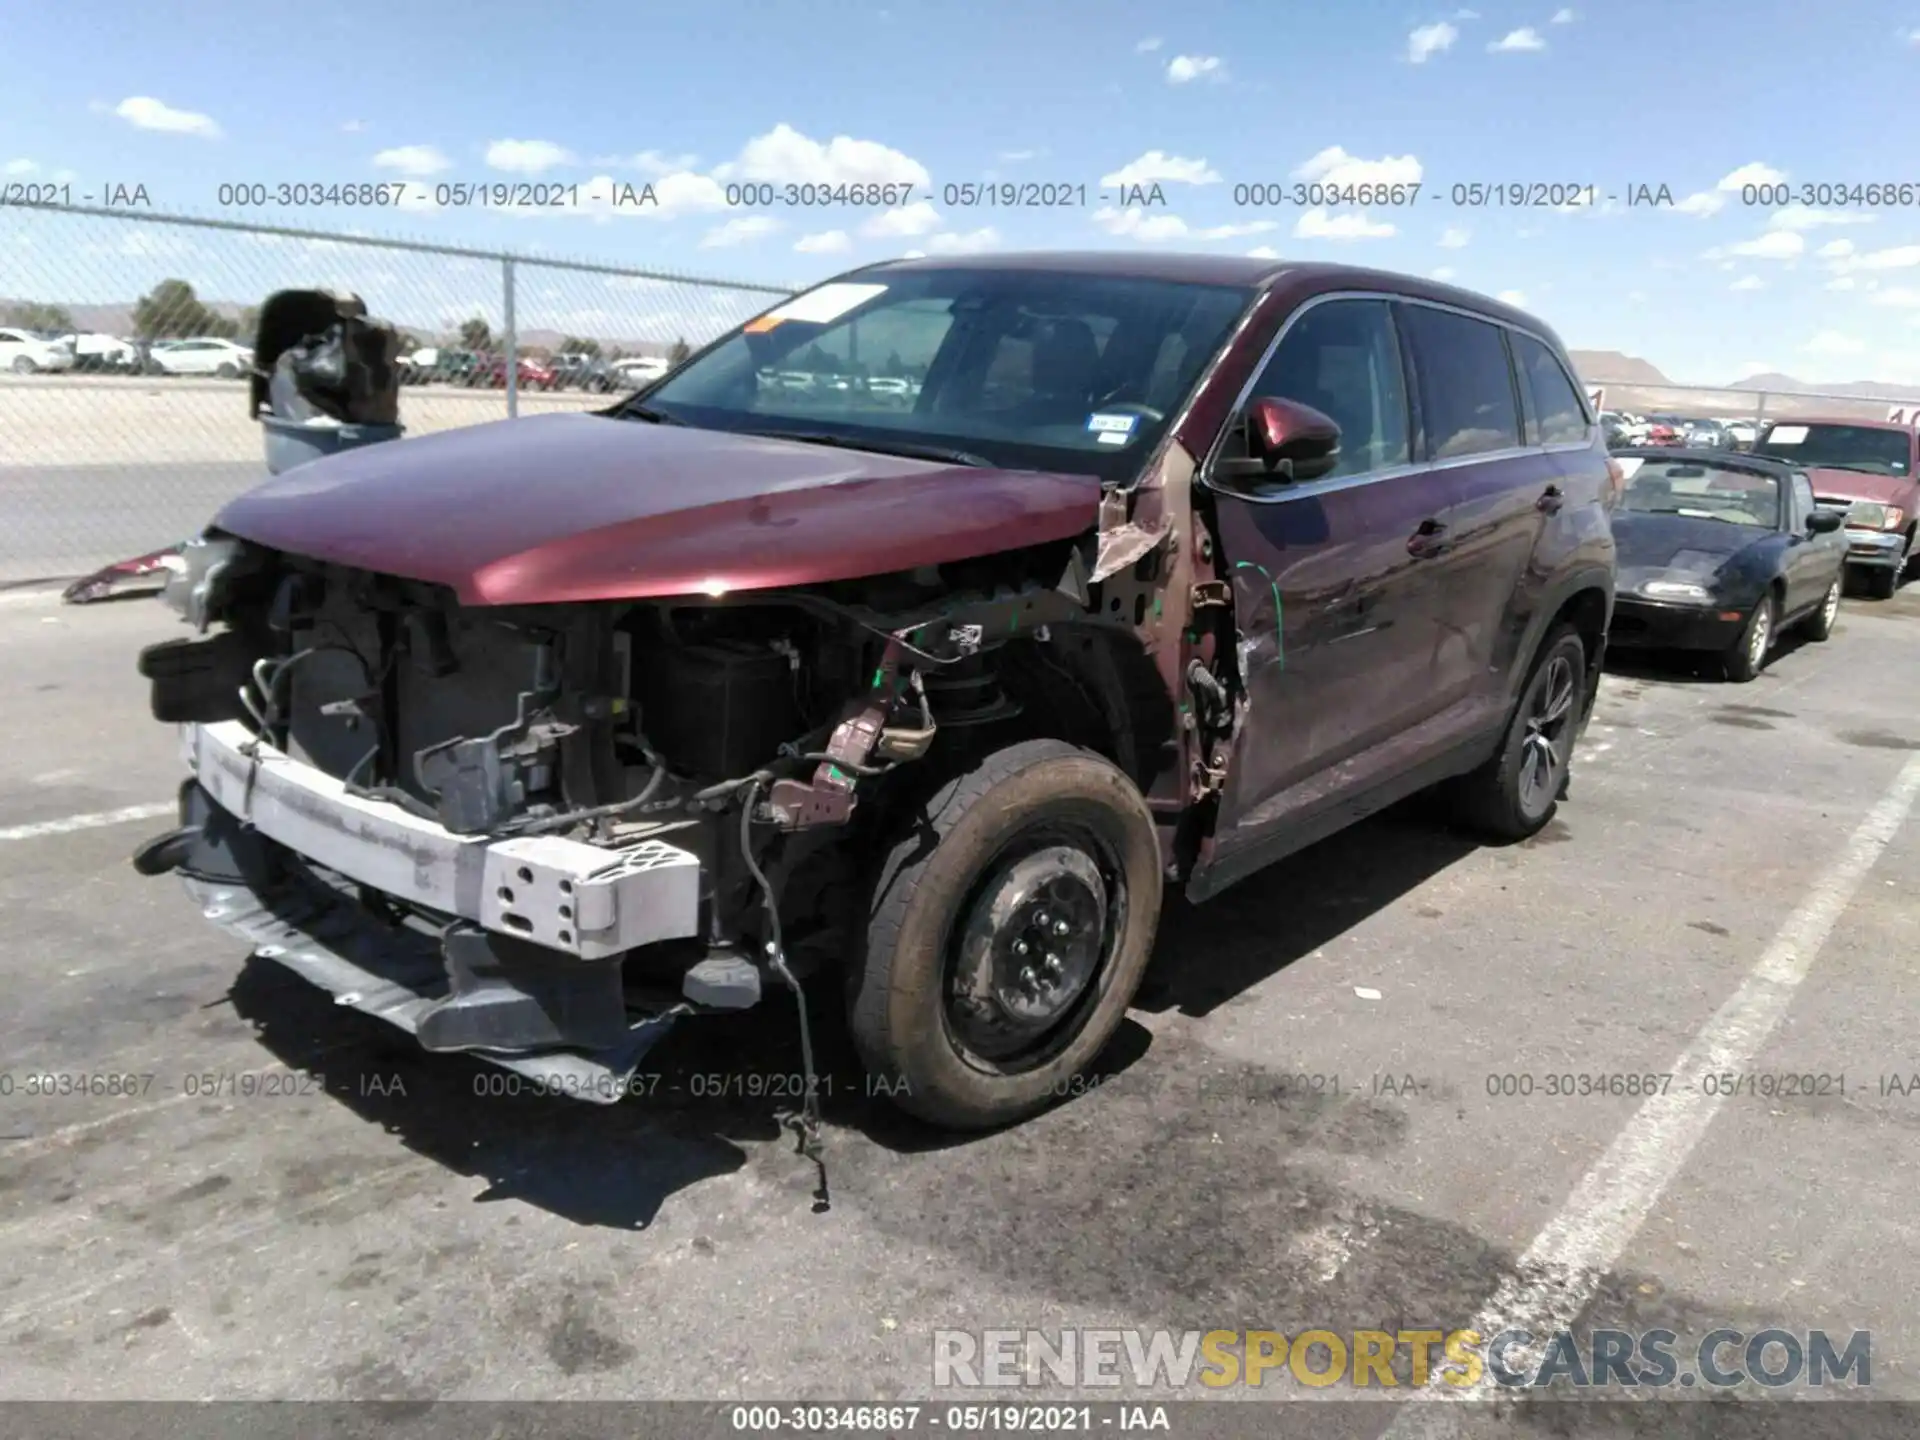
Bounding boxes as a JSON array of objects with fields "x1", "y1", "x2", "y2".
[
  {"x1": 1447, "y1": 625, "x2": 1587, "y2": 842},
  {"x1": 11, "y1": 356, "x2": 36, "y2": 375},
  {"x1": 851, "y1": 738, "x2": 1162, "y2": 1131},
  {"x1": 1865, "y1": 566, "x2": 1898, "y2": 601},
  {"x1": 215, "y1": 362, "x2": 239, "y2": 379},
  {"x1": 1724, "y1": 592, "x2": 1776, "y2": 682},
  {"x1": 1801, "y1": 576, "x2": 1841, "y2": 641}
]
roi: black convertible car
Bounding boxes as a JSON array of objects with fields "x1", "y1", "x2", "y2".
[{"x1": 1608, "y1": 448, "x2": 1848, "y2": 681}]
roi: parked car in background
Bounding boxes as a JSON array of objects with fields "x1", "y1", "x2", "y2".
[
  {"x1": 1684, "y1": 419, "x2": 1731, "y2": 449},
  {"x1": 610, "y1": 355, "x2": 670, "y2": 385},
  {"x1": 149, "y1": 337, "x2": 255, "y2": 378},
  {"x1": 1600, "y1": 412, "x2": 1630, "y2": 449},
  {"x1": 1723, "y1": 418, "x2": 1759, "y2": 451},
  {"x1": 60, "y1": 332, "x2": 141, "y2": 374},
  {"x1": 470, "y1": 353, "x2": 557, "y2": 390},
  {"x1": 0, "y1": 326, "x2": 77, "y2": 374},
  {"x1": 1752, "y1": 417, "x2": 1919, "y2": 598},
  {"x1": 132, "y1": 254, "x2": 1615, "y2": 1131},
  {"x1": 1607, "y1": 449, "x2": 1846, "y2": 680},
  {"x1": 547, "y1": 353, "x2": 622, "y2": 393},
  {"x1": 398, "y1": 346, "x2": 440, "y2": 384},
  {"x1": 1644, "y1": 420, "x2": 1685, "y2": 446}
]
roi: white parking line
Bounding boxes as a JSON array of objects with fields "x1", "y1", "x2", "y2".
[
  {"x1": 0, "y1": 588, "x2": 64, "y2": 607},
  {"x1": 0, "y1": 802, "x2": 172, "y2": 842},
  {"x1": 1385, "y1": 747, "x2": 1920, "y2": 1429}
]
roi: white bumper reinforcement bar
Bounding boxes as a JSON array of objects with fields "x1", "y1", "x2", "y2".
[{"x1": 186, "y1": 720, "x2": 701, "y2": 959}]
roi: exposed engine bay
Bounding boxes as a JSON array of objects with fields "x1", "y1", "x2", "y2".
[{"x1": 137, "y1": 529, "x2": 1183, "y2": 1147}]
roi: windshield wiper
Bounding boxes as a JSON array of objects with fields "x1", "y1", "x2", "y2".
[
  {"x1": 613, "y1": 401, "x2": 685, "y2": 425},
  {"x1": 745, "y1": 428, "x2": 994, "y2": 468}
]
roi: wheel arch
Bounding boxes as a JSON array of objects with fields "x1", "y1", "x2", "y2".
[{"x1": 1509, "y1": 566, "x2": 1612, "y2": 716}]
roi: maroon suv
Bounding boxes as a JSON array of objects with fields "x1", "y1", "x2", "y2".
[{"x1": 132, "y1": 255, "x2": 1617, "y2": 1131}]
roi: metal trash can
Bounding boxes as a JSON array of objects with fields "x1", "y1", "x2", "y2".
[
  {"x1": 250, "y1": 288, "x2": 405, "y2": 474},
  {"x1": 260, "y1": 415, "x2": 406, "y2": 475}
]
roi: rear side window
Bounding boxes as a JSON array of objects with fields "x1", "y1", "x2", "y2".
[
  {"x1": 1512, "y1": 333, "x2": 1591, "y2": 444},
  {"x1": 1246, "y1": 298, "x2": 1411, "y2": 478},
  {"x1": 1400, "y1": 305, "x2": 1522, "y2": 460}
]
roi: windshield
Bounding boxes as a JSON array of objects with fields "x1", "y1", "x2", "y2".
[
  {"x1": 1618, "y1": 459, "x2": 1781, "y2": 527},
  {"x1": 1754, "y1": 423, "x2": 1911, "y2": 475},
  {"x1": 631, "y1": 268, "x2": 1256, "y2": 480}
]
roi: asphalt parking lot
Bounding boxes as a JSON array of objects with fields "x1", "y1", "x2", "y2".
[{"x1": 2, "y1": 579, "x2": 1919, "y2": 1422}]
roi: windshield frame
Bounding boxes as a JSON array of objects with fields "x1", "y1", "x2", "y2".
[{"x1": 617, "y1": 266, "x2": 1261, "y2": 483}]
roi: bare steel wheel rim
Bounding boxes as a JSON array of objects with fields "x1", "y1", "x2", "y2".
[
  {"x1": 946, "y1": 832, "x2": 1125, "y2": 1072},
  {"x1": 1747, "y1": 600, "x2": 1772, "y2": 669},
  {"x1": 1822, "y1": 581, "x2": 1841, "y2": 629},
  {"x1": 1519, "y1": 653, "x2": 1577, "y2": 819}
]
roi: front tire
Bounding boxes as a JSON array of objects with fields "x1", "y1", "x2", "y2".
[
  {"x1": 215, "y1": 362, "x2": 239, "y2": 379},
  {"x1": 1447, "y1": 625, "x2": 1587, "y2": 842},
  {"x1": 1865, "y1": 566, "x2": 1897, "y2": 601},
  {"x1": 1802, "y1": 576, "x2": 1841, "y2": 641},
  {"x1": 851, "y1": 738, "x2": 1162, "y2": 1131},
  {"x1": 1724, "y1": 591, "x2": 1776, "y2": 682},
  {"x1": 11, "y1": 356, "x2": 37, "y2": 375}
]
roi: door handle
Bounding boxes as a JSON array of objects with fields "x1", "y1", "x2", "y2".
[
  {"x1": 1537, "y1": 484, "x2": 1565, "y2": 514},
  {"x1": 1407, "y1": 518, "x2": 1449, "y2": 558}
]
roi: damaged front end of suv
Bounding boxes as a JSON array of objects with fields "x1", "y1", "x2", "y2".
[{"x1": 130, "y1": 258, "x2": 1298, "y2": 1134}]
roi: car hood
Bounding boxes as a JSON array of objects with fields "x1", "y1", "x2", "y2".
[
  {"x1": 213, "y1": 411, "x2": 1102, "y2": 605},
  {"x1": 1612, "y1": 512, "x2": 1764, "y2": 570},
  {"x1": 1799, "y1": 467, "x2": 1915, "y2": 506}
]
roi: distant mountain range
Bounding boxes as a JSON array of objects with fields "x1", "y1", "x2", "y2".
[{"x1": 1567, "y1": 350, "x2": 1918, "y2": 405}]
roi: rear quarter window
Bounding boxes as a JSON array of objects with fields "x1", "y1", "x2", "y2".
[{"x1": 1512, "y1": 332, "x2": 1591, "y2": 445}]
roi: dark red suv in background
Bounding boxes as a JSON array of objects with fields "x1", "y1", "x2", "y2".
[{"x1": 136, "y1": 254, "x2": 1616, "y2": 1130}]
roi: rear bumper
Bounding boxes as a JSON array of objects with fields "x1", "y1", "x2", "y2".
[
  {"x1": 1607, "y1": 597, "x2": 1745, "y2": 651},
  {"x1": 144, "y1": 722, "x2": 715, "y2": 1100}
]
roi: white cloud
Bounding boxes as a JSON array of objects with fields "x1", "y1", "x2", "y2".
[
  {"x1": 926, "y1": 228, "x2": 1000, "y2": 255},
  {"x1": 1101, "y1": 151, "x2": 1222, "y2": 186},
  {"x1": 638, "y1": 171, "x2": 731, "y2": 219},
  {"x1": 3, "y1": 158, "x2": 34, "y2": 175},
  {"x1": 794, "y1": 229, "x2": 851, "y2": 254},
  {"x1": 1248, "y1": 246, "x2": 1282, "y2": 259},
  {"x1": 1869, "y1": 286, "x2": 1920, "y2": 308},
  {"x1": 1407, "y1": 22, "x2": 1458, "y2": 62},
  {"x1": 1489, "y1": 27, "x2": 1545, "y2": 52},
  {"x1": 1439, "y1": 225, "x2": 1470, "y2": 248},
  {"x1": 1628, "y1": 289, "x2": 1648, "y2": 302},
  {"x1": 393, "y1": 185, "x2": 439, "y2": 213},
  {"x1": 1092, "y1": 207, "x2": 1193, "y2": 242},
  {"x1": 1294, "y1": 208, "x2": 1396, "y2": 240},
  {"x1": 999, "y1": 149, "x2": 1040, "y2": 163},
  {"x1": 1818, "y1": 238, "x2": 1857, "y2": 259},
  {"x1": 1803, "y1": 330, "x2": 1867, "y2": 358},
  {"x1": 594, "y1": 150, "x2": 699, "y2": 175},
  {"x1": 1705, "y1": 230, "x2": 1805, "y2": 261},
  {"x1": 1674, "y1": 191, "x2": 1725, "y2": 217},
  {"x1": 862, "y1": 201, "x2": 942, "y2": 238},
  {"x1": 1453, "y1": 7, "x2": 1480, "y2": 16},
  {"x1": 1166, "y1": 54, "x2": 1225, "y2": 83},
  {"x1": 486, "y1": 139, "x2": 576, "y2": 174},
  {"x1": 1292, "y1": 145, "x2": 1423, "y2": 187},
  {"x1": 1768, "y1": 204, "x2": 1874, "y2": 232},
  {"x1": 1842, "y1": 243, "x2": 1920, "y2": 271},
  {"x1": 1136, "y1": 36, "x2": 1163, "y2": 52},
  {"x1": 1551, "y1": 6, "x2": 1576, "y2": 20},
  {"x1": 373, "y1": 145, "x2": 452, "y2": 177},
  {"x1": 1431, "y1": 265, "x2": 1457, "y2": 280},
  {"x1": 1497, "y1": 289, "x2": 1528, "y2": 306},
  {"x1": 1827, "y1": 276, "x2": 1858, "y2": 291},
  {"x1": 1716, "y1": 162, "x2": 1786, "y2": 190},
  {"x1": 1730, "y1": 274, "x2": 1764, "y2": 291},
  {"x1": 111, "y1": 96, "x2": 221, "y2": 138},
  {"x1": 701, "y1": 215, "x2": 782, "y2": 248},
  {"x1": 1907, "y1": 27, "x2": 1920, "y2": 43},
  {"x1": 341, "y1": 119, "x2": 368, "y2": 134},
  {"x1": 718, "y1": 123, "x2": 930, "y2": 186}
]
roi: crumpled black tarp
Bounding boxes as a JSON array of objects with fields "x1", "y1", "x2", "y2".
[{"x1": 249, "y1": 289, "x2": 401, "y2": 427}]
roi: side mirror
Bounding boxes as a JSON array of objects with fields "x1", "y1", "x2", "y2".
[
  {"x1": 1212, "y1": 396, "x2": 1342, "y2": 488},
  {"x1": 1808, "y1": 509, "x2": 1844, "y2": 534}
]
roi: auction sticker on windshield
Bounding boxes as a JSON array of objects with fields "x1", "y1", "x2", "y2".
[
  {"x1": 747, "y1": 283, "x2": 889, "y2": 331},
  {"x1": 1765, "y1": 425, "x2": 1809, "y2": 445},
  {"x1": 1087, "y1": 412, "x2": 1139, "y2": 446}
]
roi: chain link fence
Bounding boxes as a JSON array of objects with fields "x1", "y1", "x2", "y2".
[
  {"x1": 1581, "y1": 377, "x2": 1920, "y2": 428},
  {"x1": 0, "y1": 204, "x2": 797, "y2": 584}
]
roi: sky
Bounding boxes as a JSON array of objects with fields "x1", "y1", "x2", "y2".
[{"x1": 4, "y1": 0, "x2": 1920, "y2": 381}]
